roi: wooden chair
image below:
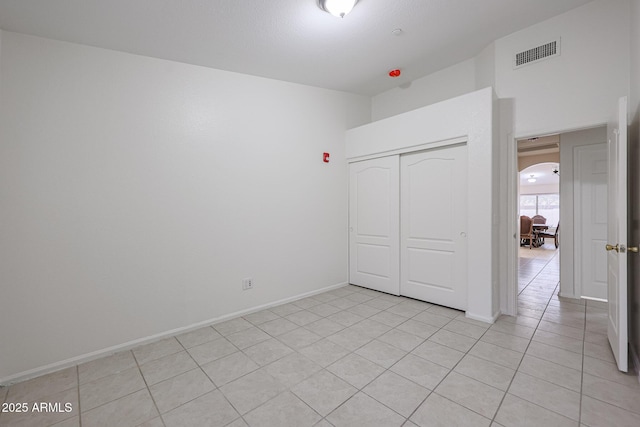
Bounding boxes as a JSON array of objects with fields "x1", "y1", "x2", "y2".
[
  {"x1": 532, "y1": 215, "x2": 546, "y2": 224},
  {"x1": 520, "y1": 216, "x2": 536, "y2": 249},
  {"x1": 539, "y1": 223, "x2": 559, "y2": 249}
]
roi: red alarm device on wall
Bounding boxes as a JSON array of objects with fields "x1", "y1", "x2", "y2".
[{"x1": 323, "y1": 152, "x2": 330, "y2": 163}]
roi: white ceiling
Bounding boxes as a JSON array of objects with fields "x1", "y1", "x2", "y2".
[
  {"x1": 521, "y1": 162, "x2": 560, "y2": 187},
  {"x1": 0, "y1": 0, "x2": 593, "y2": 96}
]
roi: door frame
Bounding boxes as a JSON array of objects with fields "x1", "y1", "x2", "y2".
[{"x1": 506, "y1": 122, "x2": 609, "y2": 316}]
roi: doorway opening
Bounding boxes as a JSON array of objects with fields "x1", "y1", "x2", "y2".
[
  {"x1": 516, "y1": 136, "x2": 561, "y2": 314},
  {"x1": 506, "y1": 100, "x2": 629, "y2": 373},
  {"x1": 511, "y1": 126, "x2": 610, "y2": 314}
]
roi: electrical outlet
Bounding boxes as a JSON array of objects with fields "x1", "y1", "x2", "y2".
[{"x1": 242, "y1": 278, "x2": 253, "y2": 290}]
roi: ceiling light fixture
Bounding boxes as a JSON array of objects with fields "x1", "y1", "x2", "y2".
[
  {"x1": 318, "y1": 0, "x2": 359, "y2": 18},
  {"x1": 527, "y1": 174, "x2": 536, "y2": 183}
]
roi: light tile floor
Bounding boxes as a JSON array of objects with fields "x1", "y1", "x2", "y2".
[{"x1": 2, "y1": 243, "x2": 640, "y2": 426}]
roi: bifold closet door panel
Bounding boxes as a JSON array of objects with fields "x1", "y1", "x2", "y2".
[
  {"x1": 400, "y1": 145, "x2": 468, "y2": 310},
  {"x1": 349, "y1": 156, "x2": 400, "y2": 295}
]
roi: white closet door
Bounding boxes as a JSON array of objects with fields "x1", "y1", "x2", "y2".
[
  {"x1": 400, "y1": 145, "x2": 468, "y2": 310},
  {"x1": 349, "y1": 156, "x2": 400, "y2": 295}
]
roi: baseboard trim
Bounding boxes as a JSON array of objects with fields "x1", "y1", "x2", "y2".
[
  {"x1": 465, "y1": 310, "x2": 500, "y2": 324},
  {"x1": 558, "y1": 292, "x2": 580, "y2": 299},
  {"x1": 0, "y1": 281, "x2": 349, "y2": 386}
]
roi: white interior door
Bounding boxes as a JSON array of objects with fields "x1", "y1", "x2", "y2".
[
  {"x1": 606, "y1": 96, "x2": 628, "y2": 372},
  {"x1": 349, "y1": 156, "x2": 400, "y2": 295},
  {"x1": 400, "y1": 145, "x2": 468, "y2": 310},
  {"x1": 576, "y1": 143, "x2": 608, "y2": 300}
]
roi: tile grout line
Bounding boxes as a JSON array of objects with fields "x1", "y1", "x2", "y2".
[
  {"x1": 400, "y1": 297, "x2": 545, "y2": 424},
  {"x1": 131, "y1": 348, "x2": 165, "y2": 427},
  {"x1": 402, "y1": 322, "x2": 493, "y2": 424},
  {"x1": 239, "y1": 290, "x2": 501, "y2": 424},
  {"x1": 27, "y1": 292, "x2": 331, "y2": 421},
  {"x1": 196, "y1": 349, "x2": 255, "y2": 426},
  {"x1": 180, "y1": 289, "x2": 382, "y2": 423},
  {"x1": 163, "y1": 332, "x2": 246, "y2": 426},
  {"x1": 11, "y1": 280, "x2": 528, "y2": 426},
  {"x1": 577, "y1": 316, "x2": 640, "y2": 416},
  {"x1": 74, "y1": 382, "x2": 149, "y2": 421},
  {"x1": 517, "y1": 248, "x2": 559, "y2": 298},
  {"x1": 273, "y1": 294, "x2": 454, "y2": 424},
  {"x1": 489, "y1": 253, "x2": 564, "y2": 425},
  {"x1": 217, "y1": 288, "x2": 429, "y2": 424},
  {"x1": 511, "y1": 254, "x2": 601, "y2": 422},
  {"x1": 321, "y1": 313, "x2": 447, "y2": 424},
  {"x1": 488, "y1": 313, "x2": 547, "y2": 423},
  {"x1": 358, "y1": 309, "x2": 499, "y2": 423},
  {"x1": 76, "y1": 364, "x2": 82, "y2": 427},
  {"x1": 578, "y1": 299, "x2": 588, "y2": 426},
  {"x1": 12, "y1": 267, "x2": 613, "y2": 427},
  {"x1": 300, "y1": 300, "x2": 436, "y2": 422}
]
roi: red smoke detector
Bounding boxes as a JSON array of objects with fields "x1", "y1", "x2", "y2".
[{"x1": 388, "y1": 69, "x2": 401, "y2": 78}]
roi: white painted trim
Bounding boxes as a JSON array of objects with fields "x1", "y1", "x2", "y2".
[
  {"x1": 581, "y1": 296, "x2": 607, "y2": 303},
  {"x1": 505, "y1": 130, "x2": 518, "y2": 316},
  {"x1": 558, "y1": 291, "x2": 579, "y2": 299},
  {"x1": 346, "y1": 136, "x2": 468, "y2": 163},
  {"x1": 573, "y1": 145, "x2": 585, "y2": 298},
  {"x1": 466, "y1": 310, "x2": 501, "y2": 324},
  {"x1": 0, "y1": 282, "x2": 348, "y2": 386}
]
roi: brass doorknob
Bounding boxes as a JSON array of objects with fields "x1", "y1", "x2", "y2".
[
  {"x1": 629, "y1": 246, "x2": 639, "y2": 253},
  {"x1": 606, "y1": 244, "x2": 619, "y2": 252}
]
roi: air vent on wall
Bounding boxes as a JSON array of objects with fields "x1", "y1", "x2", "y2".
[{"x1": 514, "y1": 38, "x2": 560, "y2": 69}]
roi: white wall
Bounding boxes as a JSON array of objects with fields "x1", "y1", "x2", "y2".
[
  {"x1": 371, "y1": 59, "x2": 476, "y2": 121},
  {"x1": 496, "y1": 0, "x2": 630, "y2": 137},
  {"x1": 347, "y1": 88, "x2": 498, "y2": 322},
  {"x1": 475, "y1": 43, "x2": 496, "y2": 91},
  {"x1": 518, "y1": 152, "x2": 560, "y2": 171},
  {"x1": 0, "y1": 31, "x2": 371, "y2": 382},
  {"x1": 367, "y1": 0, "x2": 631, "y2": 317},
  {"x1": 371, "y1": 0, "x2": 630, "y2": 139},
  {"x1": 558, "y1": 126, "x2": 607, "y2": 299},
  {"x1": 520, "y1": 183, "x2": 560, "y2": 195}
]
